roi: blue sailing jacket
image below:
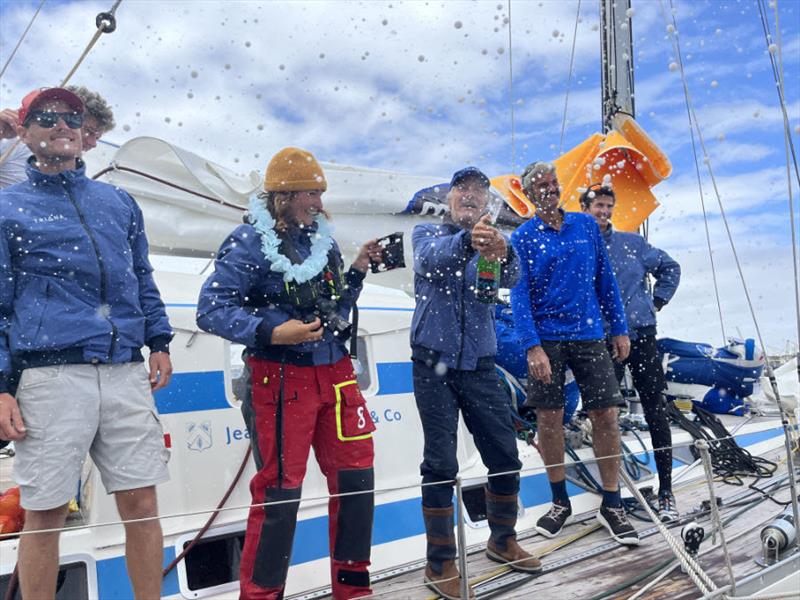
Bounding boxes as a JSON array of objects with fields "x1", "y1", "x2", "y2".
[
  {"x1": 510, "y1": 211, "x2": 627, "y2": 349},
  {"x1": 196, "y1": 222, "x2": 364, "y2": 366},
  {"x1": 602, "y1": 225, "x2": 680, "y2": 338},
  {"x1": 0, "y1": 160, "x2": 172, "y2": 393},
  {"x1": 410, "y1": 222, "x2": 520, "y2": 370}
]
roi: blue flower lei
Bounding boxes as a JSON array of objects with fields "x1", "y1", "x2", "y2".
[{"x1": 248, "y1": 195, "x2": 334, "y2": 283}]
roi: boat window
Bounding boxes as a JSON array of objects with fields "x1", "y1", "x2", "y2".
[
  {"x1": 355, "y1": 335, "x2": 372, "y2": 392},
  {"x1": 181, "y1": 529, "x2": 246, "y2": 595},
  {"x1": 228, "y1": 342, "x2": 248, "y2": 405},
  {"x1": 0, "y1": 561, "x2": 89, "y2": 599}
]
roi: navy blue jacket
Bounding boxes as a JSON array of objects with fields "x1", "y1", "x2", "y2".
[
  {"x1": 510, "y1": 211, "x2": 627, "y2": 349},
  {"x1": 196, "y1": 222, "x2": 364, "y2": 366},
  {"x1": 602, "y1": 225, "x2": 680, "y2": 338},
  {"x1": 0, "y1": 160, "x2": 172, "y2": 393},
  {"x1": 410, "y1": 222, "x2": 520, "y2": 370}
]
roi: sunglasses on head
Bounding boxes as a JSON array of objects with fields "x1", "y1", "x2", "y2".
[{"x1": 24, "y1": 110, "x2": 84, "y2": 129}]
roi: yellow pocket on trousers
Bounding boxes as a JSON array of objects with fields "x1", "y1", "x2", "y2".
[{"x1": 334, "y1": 381, "x2": 376, "y2": 441}]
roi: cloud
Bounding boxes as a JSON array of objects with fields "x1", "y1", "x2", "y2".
[{"x1": 1, "y1": 0, "x2": 798, "y2": 354}]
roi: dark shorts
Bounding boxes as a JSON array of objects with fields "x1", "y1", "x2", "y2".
[{"x1": 526, "y1": 339, "x2": 624, "y2": 411}]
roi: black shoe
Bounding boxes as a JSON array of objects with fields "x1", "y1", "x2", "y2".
[
  {"x1": 597, "y1": 505, "x2": 640, "y2": 546},
  {"x1": 535, "y1": 502, "x2": 572, "y2": 538},
  {"x1": 658, "y1": 492, "x2": 679, "y2": 523}
]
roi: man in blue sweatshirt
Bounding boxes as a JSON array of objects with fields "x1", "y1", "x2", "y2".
[
  {"x1": 412, "y1": 167, "x2": 540, "y2": 600},
  {"x1": 510, "y1": 162, "x2": 639, "y2": 546},
  {"x1": 0, "y1": 88, "x2": 172, "y2": 599},
  {"x1": 581, "y1": 184, "x2": 681, "y2": 522}
]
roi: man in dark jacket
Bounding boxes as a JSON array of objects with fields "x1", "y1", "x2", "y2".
[
  {"x1": 0, "y1": 88, "x2": 172, "y2": 599},
  {"x1": 412, "y1": 167, "x2": 540, "y2": 600},
  {"x1": 511, "y1": 162, "x2": 639, "y2": 546},
  {"x1": 581, "y1": 184, "x2": 681, "y2": 521}
]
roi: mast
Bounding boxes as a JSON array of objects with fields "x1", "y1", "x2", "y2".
[{"x1": 600, "y1": 0, "x2": 635, "y2": 133}]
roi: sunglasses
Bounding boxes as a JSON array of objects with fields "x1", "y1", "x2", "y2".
[{"x1": 24, "y1": 110, "x2": 84, "y2": 129}]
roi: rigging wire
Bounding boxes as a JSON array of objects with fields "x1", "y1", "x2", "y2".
[
  {"x1": 559, "y1": 0, "x2": 582, "y2": 156},
  {"x1": 662, "y1": 0, "x2": 800, "y2": 546},
  {"x1": 656, "y1": 0, "x2": 727, "y2": 345},
  {"x1": 0, "y1": 0, "x2": 46, "y2": 80},
  {"x1": 761, "y1": 0, "x2": 800, "y2": 364},
  {"x1": 506, "y1": 0, "x2": 516, "y2": 172},
  {"x1": 755, "y1": 0, "x2": 800, "y2": 192}
]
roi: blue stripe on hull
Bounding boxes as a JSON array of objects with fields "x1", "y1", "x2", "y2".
[
  {"x1": 153, "y1": 371, "x2": 230, "y2": 414},
  {"x1": 376, "y1": 362, "x2": 414, "y2": 396},
  {"x1": 93, "y1": 417, "x2": 784, "y2": 594},
  {"x1": 96, "y1": 547, "x2": 179, "y2": 599}
]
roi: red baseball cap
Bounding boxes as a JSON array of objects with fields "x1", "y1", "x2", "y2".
[{"x1": 18, "y1": 87, "x2": 84, "y2": 126}]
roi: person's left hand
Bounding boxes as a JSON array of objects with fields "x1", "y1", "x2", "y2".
[
  {"x1": 0, "y1": 109, "x2": 19, "y2": 140},
  {"x1": 610, "y1": 335, "x2": 631, "y2": 362},
  {"x1": 351, "y1": 239, "x2": 383, "y2": 273},
  {"x1": 471, "y1": 214, "x2": 507, "y2": 261},
  {"x1": 148, "y1": 352, "x2": 173, "y2": 391}
]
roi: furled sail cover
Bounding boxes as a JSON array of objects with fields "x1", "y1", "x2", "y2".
[{"x1": 93, "y1": 137, "x2": 442, "y2": 265}]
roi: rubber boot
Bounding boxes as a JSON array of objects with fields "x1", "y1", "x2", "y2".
[
  {"x1": 423, "y1": 560, "x2": 475, "y2": 600},
  {"x1": 422, "y1": 505, "x2": 457, "y2": 574},
  {"x1": 484, "y1": 488, "x2": 542, "y2": 573}
]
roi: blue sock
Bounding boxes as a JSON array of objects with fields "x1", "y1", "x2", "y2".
[
  {"x1": 550, "y1": 479, "x2": 570, "y2": 506},
  {"x1": 602, "y1": 489, "x2": 622, "y2": 508}
]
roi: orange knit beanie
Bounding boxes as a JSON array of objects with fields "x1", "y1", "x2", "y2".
[{"x1": 263, "y1": 147, "x2": 327, "y2": 192}]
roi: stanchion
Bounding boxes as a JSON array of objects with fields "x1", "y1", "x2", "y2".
[{"x1": 455, "y1": 476, "x2": 470, "y2": 600}]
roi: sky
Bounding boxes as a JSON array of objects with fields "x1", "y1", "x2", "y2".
[{"x1": 1, "y1": 0, "x2": 798, "y2": 355}]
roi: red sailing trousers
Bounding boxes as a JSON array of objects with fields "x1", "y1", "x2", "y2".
[{"x1": 239, "y1": 356, "x2": 376, "y2": 600}]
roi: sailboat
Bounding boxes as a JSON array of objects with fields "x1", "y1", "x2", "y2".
[{"x1": 0, "y1": 0, "x2": 798, "y2": 598}]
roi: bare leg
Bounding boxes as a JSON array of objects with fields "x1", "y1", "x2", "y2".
[
  {"x1": 115, "y1": 486, "x2": 163, "y2": 600},
  {"x1": 588, "y1": 407, "x2": 621, "y2": 491},
  {"x1": 536, "y1": 408, "x2": 566, "y2": 482},
  {"x1": 18, "y1": 504, "x2": 69, "y2": 599}
]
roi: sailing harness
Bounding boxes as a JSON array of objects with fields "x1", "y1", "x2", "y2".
[{"x1": 257, "y1": 225, "x2": 361, "y2": 489}]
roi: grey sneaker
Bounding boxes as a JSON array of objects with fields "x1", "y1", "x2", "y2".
[
  {"x1": 597, "y1": 505, "x2": 640, "y2": 546},
  {"x1": 658, "y1": 492, "x2": 679, "y2": 523},
  {"x1": 535, "y1": 502, "x2": 572, "y2": 538}
]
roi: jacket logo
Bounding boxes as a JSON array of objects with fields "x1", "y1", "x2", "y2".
[
  {"x1": 33, "y1": 214, "x2": 67, "y2": 224},
  {"x1": 186, "y1": 421, "x2": 213, "y2": 451}
]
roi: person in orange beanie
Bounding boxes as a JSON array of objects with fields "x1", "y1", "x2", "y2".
[{"x1": 197, "y1": 147, "x2": 383, "y2": 599}]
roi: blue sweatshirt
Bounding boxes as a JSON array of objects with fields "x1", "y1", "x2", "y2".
[
  {"x1": 510, "y1": 211, "x2": 627, "y2": 349},
  {"x1": 410, "y1": 222, "x2": 520, "y2": 370},
  {"x1": 602, "y1": 225, "x2": 680, "y2": 339},
  {"x1": 0, "y1": 160, "x2": 172, "y2": 393},
  {"x1": 196, "y1": 222, "x2": 364, "y2": 366}
]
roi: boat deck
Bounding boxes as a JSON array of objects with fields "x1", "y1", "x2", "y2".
[{"x1": 334, "y1": 446, "x2": 796, "y2": 600}]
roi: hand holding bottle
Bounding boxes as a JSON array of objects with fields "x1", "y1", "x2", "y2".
[{"x1": 471, "y1": 214, "x2": 506, "y2": 261}]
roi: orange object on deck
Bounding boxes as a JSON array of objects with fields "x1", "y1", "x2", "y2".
[
  {"x1": 492, "y1": 115, "x2": 672, "y2": 232},
  {"x1": 0, "y1": 486, "x2": 25, "y2": 534}
]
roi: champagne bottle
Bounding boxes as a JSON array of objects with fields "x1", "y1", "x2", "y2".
[{"x1": 475, "y1": 195, "x2": 504, "y2": 303}]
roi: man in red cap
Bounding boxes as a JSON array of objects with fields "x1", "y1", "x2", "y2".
[
  {"x1": 0, "y1": 88, "x2": 173, "y2": 599},
  {"x1": 0, "y1": 85, "x2": 115, "y2": 188}
]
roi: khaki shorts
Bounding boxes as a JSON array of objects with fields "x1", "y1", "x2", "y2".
[{"x1": 13, "y1": 362, "x2": 170, "y2": 511}]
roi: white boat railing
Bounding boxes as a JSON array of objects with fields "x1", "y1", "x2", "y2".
[{"x1": 1, "y1": 428, "x2": 797, "y2": 599}]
